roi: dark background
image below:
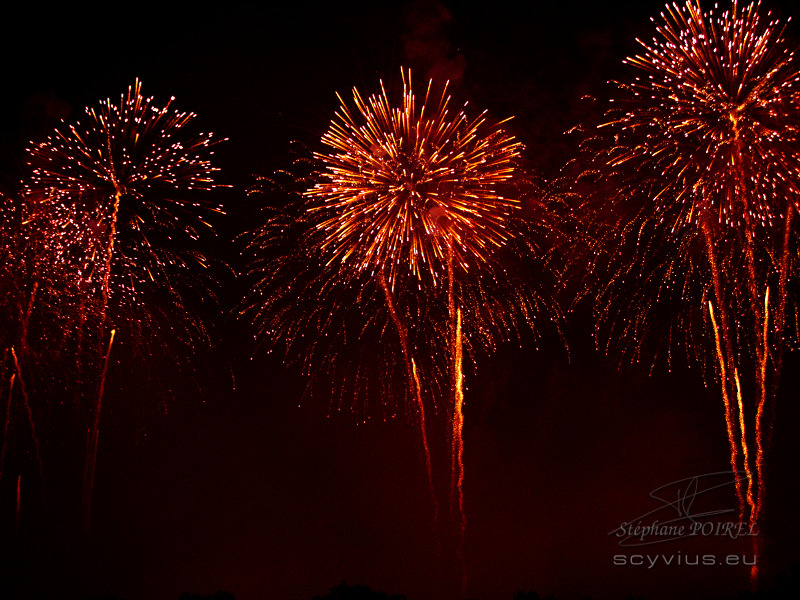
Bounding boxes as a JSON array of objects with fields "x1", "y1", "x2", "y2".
[{"x1": 1, "y1": 2, "x2": 800, "y2": 599}]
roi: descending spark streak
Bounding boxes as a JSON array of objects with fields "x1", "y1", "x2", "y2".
[
  {"x1": 451, "y1": 307, "x2": 466, "y2": 595},
  {"x1": 0, "y1": 373, "x2": 15, "y2": 485},
  {"x1": 10, "y1": 348, "x2": 43, "y2": 491},
  {"x1": 704, "y1": 222, "x2": 745, "y2": 517},
  {"x1": 20, "y1": 282, "x2": 38, "y2": 355},
  {"x1": 733, "y1": 368, "x2": 756, "y2": 520},
  {"x1": 754, "y1": 288, "x2": 769, "y2": 523},
  {"x1": 410, "y1": 359, "x2": 434, "y2": 521},
  {"x1": 708, "y1": 301, "x2": 745, "y2": 516},
  {"x1": 379, "y1": 267, "x2": 437, "y2": 521},
  {"x1": 776, "y1": 209, "x2": 794, "y2": 367},
  {"x1": 751, "y1": 287, "x2": 771, "y2": 586},
  {"x1": 83, "y1": 328, "x2": 115, "y2": 530},
  {"x1": 101, "y1": 190, "x2": 122, "y2": 312}
]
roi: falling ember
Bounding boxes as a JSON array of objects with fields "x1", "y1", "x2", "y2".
[
  {"x1": 411, "y1": 358, "x2": 436, "y2": 524},
  {"x1": 733, "y1": 369, "x2": 756, "y2": 521},
  {"x1": 451, "y1": 307, "x2": 466, "y2": 595},
  {"x1": 708, "y1": 301, "x2": 745, "y2": 518},
  {"x1": 379, "y1": 264, "x2": 437, "y2": 521},
  {"x1": 754, "y1": 288, "x2": 769, "y2": 524},
  {"x1": 10, "y1": 348, "x2": 44, "y2": 491},
  {"x1": 0, "y1": 373, "x2": 15, "y2": 486},
  {"x1": 84, "y1": 328, "x2": 115, "y2": 530}
]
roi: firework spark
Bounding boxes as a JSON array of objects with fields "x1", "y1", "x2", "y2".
[{"x1": 577, "y1": 0, "x2": 800, "y2": 583}]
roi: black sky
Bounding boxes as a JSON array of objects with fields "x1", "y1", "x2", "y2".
[{"x1": 2, "y1": 2, "x2": 800, "y2": 600}]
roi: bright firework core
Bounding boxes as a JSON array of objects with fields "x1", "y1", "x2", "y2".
[{"x1": 307, "y1": 68, "x2": 522, "y2": 285}]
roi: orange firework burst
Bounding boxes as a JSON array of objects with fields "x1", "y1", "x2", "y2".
[
  {"x1": 246, "y1": 71, "x2": 558, "y2": 596},
  {"x1": 306, "y1": 68, "x2": 521, "y2": 285},
  {"x1": 576, "y1": 1, "x2": 800, "y2": 584}
]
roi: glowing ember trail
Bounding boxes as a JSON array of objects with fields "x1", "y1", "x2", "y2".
[
  {"x1": 708, "y1": 301, "x2": 745, "y2": 517},
  {"x1": 379, "y1": 267, "x2": 437, "y2": 522},
  {"x1": 733, "y1": 369, "x2": 756, "y2": 520},
  {"x1": 84, "y1": 328, "x2": 115, "y2": 530},
  {"x1": 452, "y1": 307, "x2": 466, "y2": 595},
  {"x1": 0, "y1": 372, "x2": 15, "y2": 486},
  {"x1": 10, "y1": 348, "x2": 43, "y2": 490},
  {"x1": 15, "y1": 474, "x2": 20, "y2": 530},
  {"x1": 754, "y1": 288, "x2": 769, "y2": 523}
]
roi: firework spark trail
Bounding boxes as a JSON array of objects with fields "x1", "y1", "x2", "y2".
[
  {"x1": 735, "y1": 137, "x2": 771, "y2": 531},
  {"x1": 708, "y1": 301, "x2": 745, "y2": 516},
  {"x1": 733, "y1": 368, "x2": 756, "y2": 519},
  {"x1": 754, "y1": 288, "x2": 769, "y2": 524},
  {"x1": 83, "y1": 328, "x2": 115, "y2": 530},
  {"x1": 703, "y1": 221, "x2": 746, "y2": 517},
  {"x1": 15, "y1": 474, "x2": 20, "y2": 531},
  {"x1": 774, "y1": 209, "x2": 794, "y2": 383},
  {"x1": 20, "y1": 282, "x2": 38, "y2": 356},
  {"x1": 751, "y1": 289, "x2": 771, "y2": 586},
  {"x1": 451, "y1": 307, "x2": 466, "y2": 596},
  {"x1": 410, "y1": 359, "x2": 434, "y2": 519},
  {"x1": 101, "y1": 190, "x2": 123, "y2": 314},
  {"x1": 379, "y1": 267, "x2": 437, "y2": 522},
  {"x1": 0, "y1": 372, "x2": 15, "y2": 486},
  {"x1": 443, "y1": 239, "x2": 468, "y2": 592},
  {"x1": 10, "y1": 348, "x2": 44, "y2": 492}
]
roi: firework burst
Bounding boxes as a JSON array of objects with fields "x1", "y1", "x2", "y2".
[
  {"x1": 306, "y1": 69, "x2": 521, "y2": 286},
  {"x1": 21, "y1": 80, "x2": 225, "y2": 528},
  {"x1": 577, "y1": 1, "x2": 800, "y2": 583},
  {"x1": 246, "y1": 71, "x2": 559, "y2": 595},
  {"x1": 606, "y1": 0, "x2": 800, "y2": 228},
  {"x1": 25, "y1": 79, "x2": 224, "y2": 335}
]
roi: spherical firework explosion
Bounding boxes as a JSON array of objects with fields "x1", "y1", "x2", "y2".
[
  {"x1": 606, "y1": 0, "x2": 800, "y2": 228},
  {"x1": 24, "y1": 79, "x2": 224, "y2": 339},
  {"x1": 306, "y1": 68, "x2": 522, "y2": 285}
]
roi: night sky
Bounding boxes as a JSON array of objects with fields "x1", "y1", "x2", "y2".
[{"x1": 2, "y1": 2, "x2": 800, "y2": 600}]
